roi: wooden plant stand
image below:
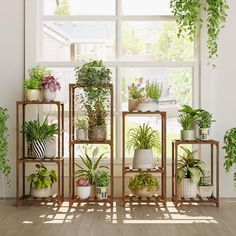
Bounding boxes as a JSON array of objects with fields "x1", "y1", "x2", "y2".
[{"x1": 172, "y1": 140, "x2": 219, "y2": 207}]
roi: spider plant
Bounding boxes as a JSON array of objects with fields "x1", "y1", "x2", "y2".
[
  {"x1": 145, "y1": 81, "x2": 162, "y2": 100},
  {"x1": 178, "y1": 113, "x2": 198, "y2": 130}
]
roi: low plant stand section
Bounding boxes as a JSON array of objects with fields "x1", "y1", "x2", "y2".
[
  {"x1": 16, "y1": 101, "x2": 64, "y2": 206},
  {"x1": 69, "y1": 84, "x2": 114, "y2": 207},
  {"x1": 172, "y1": 140, "x2": 219, "y2": 207},
  {"x1": 122, "y1": 111, "x2": 167, "y2": 207}
]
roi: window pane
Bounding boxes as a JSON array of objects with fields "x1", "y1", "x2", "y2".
[
  {"x1": 122, "y1": 0, "x2": 172, "y2": 15},
  {"x1": 41, "y1": 21, "x2": 115, "y2": 61},
  {"x1": 44, "y1": 0, "x2": 115, "y2": 15},
  {"x1": 121, "y1": 21, "x2": 194, "y2": 62}
]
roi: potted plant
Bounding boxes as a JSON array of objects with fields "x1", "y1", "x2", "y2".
[
  {"x1": 223, "y1": 128, "x2": 236, "y2": 185},
  {"x1": 128, "y1": 83, "x2": 143, "y2": 111},
  {"x1": 127, "y1": 123, "x2": 161, "y2": 169},
  {"x1": 197, "y1": 110, "x2": 215, "y2": 140},
  {"x1": 27, "y1": 163, "x2": 57, "y2": 198},
  {"x1": 177, "y1": 146, "x2": 205, "y2": 198},
  {"x1": 93, "y1": 170, "x2": 110, "y2": 199},
  {"x1": 41, "y1": 76, "x2": 61, "y2": 101},
  {"x1": 74, "y1": 116, "x2": 89, "y2": 140},
  {"x1": 75, "y1": 177, "x2": 91, "y2": 199},
  {"x1": 178, "y1": 113, "x2": 198, "y2": 141},
  {"x1": 21, "y1": 116, "x2": 58, "y2": 159},
  {"x1": 136, "y1": 94, "x2": 152, "y2": 112},
  {"x1": 128, "y1": 172, "x2": 160, "y2": 198},
  {"x1": 145, "y1": 80, "x2": 162, "y2": 111},
  {"x1": 74, "y1": 146, "x2": 107, "y2": 198},
  {"x1": 198, "y1": 171, "x2": 213, "y2": 197},
  {"x1": 0, "y1": 107, "x2": 11, "y2": 185},
  {"x1": 24, "y1": 65, "x2": 51, "y2": 101}
]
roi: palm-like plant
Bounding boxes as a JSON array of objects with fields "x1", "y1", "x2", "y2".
[
  {"x1": 177, "y1": 146, "x2": 205, "y2": 184},
  {"x1": 74, "y1": 147, "x2": 107, "y2": 184},
  {"x1": 126, "y1": 123, "x2": 161, "y2": 151},
  {"x1": 178, "y1": 113, "x2": 198, "y2": 130}
]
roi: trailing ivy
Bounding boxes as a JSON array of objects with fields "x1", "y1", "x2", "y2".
[
  {"x1": 0, "y1": 107, "x2": 10, "y2": 185},
  {"x1": 170, "y1": 0, "x2": 229, "y2": 66}
]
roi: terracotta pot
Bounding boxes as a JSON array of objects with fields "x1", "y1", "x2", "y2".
[{"x1": 133, "y1": 149, "x2": 155, "y2": 169}]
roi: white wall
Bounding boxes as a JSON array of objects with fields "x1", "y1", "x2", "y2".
[
  {"x1": 0, "y1": 0, "x2": 236, "y2": 198},
  {"x1": 0, "y1": 0, "x2": 24, "y2": 197}
]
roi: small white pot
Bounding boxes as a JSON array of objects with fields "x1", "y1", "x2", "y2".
[
  {"x1": 128, "y1": 98, "x2": 139, "y2": 111},
  {"x1": 43, "y1": 89, "x2": 57, "y2": 101},
  {"x1": 92, "y1": 125, "x2": 107, "y2": 141},
  {"x1": 30, "y1": 187, "x2": 51, "y2": 198},
  {"x1": 76, "y1": 129, "x2": 88, "y2": 140},
  {"x1": 199, "y1": 128, "x2": 210, "y2": 140},
  {"x1": 76, "y1": 186, "x2": 91, "y2": 199},
  {"x1": 133, "y1": 149, "x2": 155, "y2": 169},
  {"x1": 96, "y1": 186, "x2": 108, "y2": 199},
  {"x1": 198, "y1": 185, "x2": 213, "y2": 197},
  {"x1": 137, "y1": 102, "x2": 153, "y2": 112},
  {"x1": 25, "y1": 89, "x2": 40, "y2": 101},
  {"x1": 182, "y1": 178, "x2": 197, "y2": 198},
  {"x1": 135, "y1": 188, "x2": 156, "y2": 198},
  {"x1": 45, "y1": 136, "x2": 57, "y2": 158},
  {"x1": 181, "y1": 130, "x2": 195, "y2": 141}
]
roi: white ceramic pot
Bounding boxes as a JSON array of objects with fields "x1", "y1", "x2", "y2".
[
  {"x1": 30, "y1": 187, "x2": 51, "y2": 198},
  {"x1": 182, "y1": 178, "x2": 197, "y2": 198},
  {"x1": 181, "y1": 130, "x2": 195, "y2": 141},
  {"x1": 194, "y1": 124, "x2": 200, "y2": 140},
  {"x1": 135, "y1": 188, "x2": 156, "y2": 198},
  {"x1": 92, "y1": 125, "x2": 107, "y2": 141},
  {"x1": 25, "y1": 89, "x2": 40, "y2": 101},
  {"x1": 199, "y1": 128, "x2": 210, "y2": 140},
  {"x1": 198, "y1": 185, "x2": 213, "y2": 197},
  {"x1": 44, "y1": 89, "x2": 57, "y2": 101},
  {"x1": 96, "y1": 186, "x2": 108, "y2": 199},
  {"x1": 133, "y1": 149, "x2": 155, "y2": 169},
  {"x1": 128, "y1": 98, "x2": 139, "y2": 111},
  {"x1": 76, "y1": 129, "x2": 88, "y2": 140},
  {"x1": 45, "y1": 136, "x2": 57, "y2": 158},
  {"x1": 137, "y1": 102, "x2": 153, "y2": 112},
  {"x1": 77, "y1": 186, "x2": 91, "y2": 199},
  {"x1": 32, "y1": 140, "x2": 46, "y2": 159}
]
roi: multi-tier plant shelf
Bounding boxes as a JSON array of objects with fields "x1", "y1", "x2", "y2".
[
  {"x1": 69, "y1": 83, "x2": 114, "y2": 206},
  {"x1": 122, "y1": 111, "x2": 167, "y2": 206},
  {"x1": 172, "y1": 139, "x2": 219, "y2": 207},
  {"x1": 16, "y1": 101, "x2": 64, "y2": 206}
]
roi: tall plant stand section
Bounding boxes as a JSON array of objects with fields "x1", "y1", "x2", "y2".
[
  {"x1": 172, "y1": 140, "x2": 219, "y2": 207},
  {"x1": 16, "y1": 101, "x2": 64, "y2": 207},
  {"x1": 69, "y1": 84, "x2": 114, "y2": 206},
  {"x1": 122, "y1": 111, "x2": 167, "y2": 206}
]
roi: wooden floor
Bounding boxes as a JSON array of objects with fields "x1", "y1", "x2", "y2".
[{"x1": 0, "y1": 199, "x2": 236, "y2": 236}]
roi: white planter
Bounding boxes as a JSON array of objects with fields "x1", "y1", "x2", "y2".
[
  {"x1": 25, "y1": 89, "x2": 40, "y2": 101},
  {"x1": 32, "y1": 140, "x2": 46, "y2": 159},
  {"x1": 182, "y1": 178, "x2": 197, "y2": 198},
  {"x1": 181, "y1": 130, "x2": 195, "y2": 141},
  {"x1": 137, "y1": 102, "x2": 153, "y2": 112},
  {"x1": 135, "y1": 188, "x2": 156, "y2": 198},
  {"x1": 76, "y1": 129, "x2": 88, "y2": 140},
  {"x1": 96, "y1": 186, "x2": 108, "y2": 199},
  {"x1": 43, "y1": 89, "x2": 57, "y2": 101},
  {"x1": 198, "y1": 186, "x2": 213, "y2": 197},
  {"x1": 133, "y1": 149, "x2": 155, "y2": 169},
  {"x1": 45, "y1": 136, "x2": 57, "y2": 158},
  {"x1": 30, "y1": 187, "x2": 51, "y2": 198},
  {"x1": 128, "y1": 98, "x2": 138, "y2": 111},
  {"x1": 76, "y1": 186, "x2": 91, "y2": 199},
  {"x1": 92, "y1": 125, "x2": 107, "y2": 141},
  {"x1": 199, "y1": 128, "x2": 210, "y2": 140},
  {"x1": 194, "y1": 124, "x2": 200, "y2": 140}
]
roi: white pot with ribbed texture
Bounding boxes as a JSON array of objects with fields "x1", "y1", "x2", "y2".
[
  {"x1": 133, "y1": 149, "x2": 155, "y2": 169},
  {"x1": 182, "y1": 178, "x2": 197, "y2": 198}
]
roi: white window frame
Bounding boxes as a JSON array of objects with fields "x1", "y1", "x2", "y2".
[{"x1": 25, "y1": 0, "x2": 200, "y2": 163}]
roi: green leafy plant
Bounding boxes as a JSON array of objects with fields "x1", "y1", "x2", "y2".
[
  {"x1": 223, "y1": 128, "x2": 236, "y2": 184},
  {"x1": 145, "y1": 81, "x2": 162, "y2": 100},
  {"x1": 177, "y1": 146, "x2": 205, "y2": 184},
  {"x1": 21, "y1": 115, "x2": 58, "y2": 142},
  {"x1": 74, "y1": 116, "x2": 89, "y2": 130},
  {"x1": 126, "y1": 123, "x2": 161, "y2": 151},
  {"x1": 27, "y1": 163, "x2": 57, "y2": 189},
  {"x1": 24, "y1": 79, "x2": 41, "y2": 90},
  {"x1": 197, "y1": 110, "x2": 215, "y2": 128},
  {"x1": 170, "y1": 0, "x2": 229, "y2": 66},
  {"x1": 199, "y1": 171, "x2": 212, "y2": 186},
  {"x1": 0, "y1": 107, "x2": 10, "y2": 185},
  {"x1": 128, "y1": 83, "x2": 143, "y2": 99},
  {"x1": 128, "y1": 172, "x2": 160, "y2": 193},
  {"x1": 93, "y1": 170, "x2": 110, "y2": 187},
  {"x1": 74, "y1": 147, "x2": 107, "y2": 184},
  {"x1": 178, "y1": 105, "x2": 202, "y2": 118},
  {"x1": 178, "y1": 113, "x2": 198, "y2": 130}
]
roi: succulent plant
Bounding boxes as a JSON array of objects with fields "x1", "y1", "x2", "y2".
[{"x1": 41, "y1": 76, "x2": 61, "y2": 92}]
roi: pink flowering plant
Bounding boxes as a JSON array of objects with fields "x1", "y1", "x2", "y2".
[
  {"x1": 41, "y1": 76, "x2": 61, "y2": 92},
  {"x1": 76, "y1": 177, "x2": 91, "y2": 187},
  {"x1": 128, "y1": 83, "x2": 143, "y2": 99}
]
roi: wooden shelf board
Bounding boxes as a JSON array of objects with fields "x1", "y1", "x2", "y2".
[
  {"x1": 122, "y1": 111, "x2": 166, "y2": 115},
  {"x1": 16, "y1": 101, "x2": 63, "y2": 105},
  {"x1": 71, "y1": 140, "x2": 112, "y2": 145},
  {"x1": 173, "y1": 139, "x2": 219, "y2": 145},
  {"x1": 124, "y1": 195, "x2": 165, "y2": 204},
  {"x1": 71, "y1": 195, "x2": 113, "y2": 205},
  {"x1": 124, "y1": 166, "x2": 165, "y2": 174},
  {"x1": 17, "y1": 157, "x2": 64, "y2": 163},
  {"x1": 173, "y1": 195, "x2": 218, "y2": 204}
]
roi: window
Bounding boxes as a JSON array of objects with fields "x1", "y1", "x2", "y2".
[{"x1": 25, "y1": 0, "x2": 199, "y2": 160}]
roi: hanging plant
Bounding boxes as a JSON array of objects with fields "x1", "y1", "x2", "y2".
[
  {"x1": 0, "y1": 107, "x2": 11, "y2": 185},
  {"x1": 170, "y1": 0, "x2": 229, "y2": 66}
]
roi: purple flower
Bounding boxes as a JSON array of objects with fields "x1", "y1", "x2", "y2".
[{"x1": 41, "y1": 76, "x2": 61, "y2": 92}]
